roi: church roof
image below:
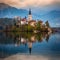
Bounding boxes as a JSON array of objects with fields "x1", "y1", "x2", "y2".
[{"x1": 29, "y1": 9, "x2": 31, "y2": 15}]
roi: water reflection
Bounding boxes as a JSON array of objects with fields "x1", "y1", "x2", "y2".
[
  {"x1": 0, "y1": 32, "x2": 51, "y2": 45},
  {"x1": 0, "y1": 32, "x2": 60, "y2": 58}
]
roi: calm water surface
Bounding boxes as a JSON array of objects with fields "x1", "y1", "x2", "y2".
[{"x1": 0, "y1": 32, "x2": 60, "y2": 59}]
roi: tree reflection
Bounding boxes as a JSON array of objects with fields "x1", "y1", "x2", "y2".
[{"x1": 0, "y1": 32, "x2": 51, "y2": 54}]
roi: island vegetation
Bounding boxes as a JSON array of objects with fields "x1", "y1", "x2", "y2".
[{"x1": 4, "y1": 19, "x2": 52, "y2": 33}]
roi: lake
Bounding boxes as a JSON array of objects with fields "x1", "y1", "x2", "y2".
[{"x1": 0, "y1": 32, "x2": 60, "y2": 60}]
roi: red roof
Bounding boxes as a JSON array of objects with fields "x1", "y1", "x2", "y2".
[{"x1": 21, "y1": 18, "x2": 27, "y2": 21}]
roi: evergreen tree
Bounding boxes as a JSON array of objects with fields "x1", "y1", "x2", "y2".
[{"x1": 45, "y1": 21, "x2": 50, "y2": 27}]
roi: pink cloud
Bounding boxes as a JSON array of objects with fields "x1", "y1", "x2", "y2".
[{"x1": 0, "y1": 0, "x2": 60, "y2": 8}]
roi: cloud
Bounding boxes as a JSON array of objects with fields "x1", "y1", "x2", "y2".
[{"x1": 0, "y1": 0, "x2": 60, "y2": 8}]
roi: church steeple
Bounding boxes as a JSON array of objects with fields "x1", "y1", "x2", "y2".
[
  {"x1": 29, "y1": 8, "x2": 31, "y2": 15},
  {"x1": 28, "y1": 8, "x2": 32, "y2": 21}
]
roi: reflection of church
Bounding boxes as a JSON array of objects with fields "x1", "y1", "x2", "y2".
[{"x1": 3, "y1": 32, "x2": 51, "y2": 54}]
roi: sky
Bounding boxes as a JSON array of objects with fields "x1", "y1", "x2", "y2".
[
  {"x1": 0, "y1": 0, "x2": 60, "y2": 27},
  {"x1": 0, "y1": 0, "x2": 60, "y2": 8}
]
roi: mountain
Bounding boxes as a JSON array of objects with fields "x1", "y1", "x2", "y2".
[
  {"x1": 0, "y1": 3, "x2": 60, "y2": 20},
  {"x1": 0, "y1": 3, "x2": 28, "y2": 18},
  {"x1": 0, "y1": 3, "x2": 11, "y2": 10},
  {"x1": 40, "y1": 10, "x2": 60, "y2": 27},
  {"x1": 41, "y1": 10, "x2": 60, "y2": 19}
]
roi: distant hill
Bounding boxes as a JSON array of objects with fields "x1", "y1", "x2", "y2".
[
  {"x1": 0, "y1": 3, "x2": 11, "y2": 10},
  {"x1": 0, "y1": 3, "x2": 60, "y2": 20},
  {"x1": 0, "y1": 18, "x2": 13, "y2": 26},
  {"x1": 41, "y1": 10, "x2": 60, "y2": 20},
  {"x1": 52, "y1": 27, "x2": 60, "y2": 32},
  {"x1": 0, "y1": 3, "x2": 28, "y2": 18}
]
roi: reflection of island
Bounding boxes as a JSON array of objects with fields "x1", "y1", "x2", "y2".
[{"x1": 1, "y1": 32, "x2": 51, "y2": 54}]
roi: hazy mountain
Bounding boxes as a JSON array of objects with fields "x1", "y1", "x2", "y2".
[
  {"x1": 0, "y1": 3, "x2": 28, "y2": 18},
  {"x1": 0, "y1": 3, "x2": 60, "y2": 19},
  {"x1": 41, "y1": 10, "x2": 60, "y2": 20},
  {"x1": 0, "y1": 3, "x2": 11, "y2": 10}
]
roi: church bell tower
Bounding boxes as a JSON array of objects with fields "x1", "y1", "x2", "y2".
[{"x1": 28, "y1": 9, "x2": 32, "y2": 21}]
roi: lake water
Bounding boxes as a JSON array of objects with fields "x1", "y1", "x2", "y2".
[{"x1": 0, "y1": 32, "x2": 60, "y2": 60}]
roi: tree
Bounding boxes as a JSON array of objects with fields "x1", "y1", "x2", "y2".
[
  {"x1": 36, "y1": 21, "x2": 41, "y2": 31},
  {"x1": 28, "y1": 24, "x2": 33, "y2": 32},
  {"x1": 45, "y1": 21, "x2": 50, "y2": 27}
]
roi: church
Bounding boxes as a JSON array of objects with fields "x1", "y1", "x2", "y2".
[
  {"x1": 28, "y1": 9, "x2": 36, "y2": 27},
  {"x1": 15, "y1": 8, "x2": 36, "y2": 27}
]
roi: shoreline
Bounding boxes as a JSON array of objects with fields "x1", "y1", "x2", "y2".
[{"x1": 1, "y1": 54, "x2": 60, "y2": 60}]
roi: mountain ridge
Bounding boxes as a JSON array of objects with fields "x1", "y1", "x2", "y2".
[{"x1": 0, "y1": 3, "x2": 28, "y2": 18}]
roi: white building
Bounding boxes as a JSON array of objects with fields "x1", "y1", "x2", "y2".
[{"x1": 21, "y1": 18, "x2": 27, "y2": 25}]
